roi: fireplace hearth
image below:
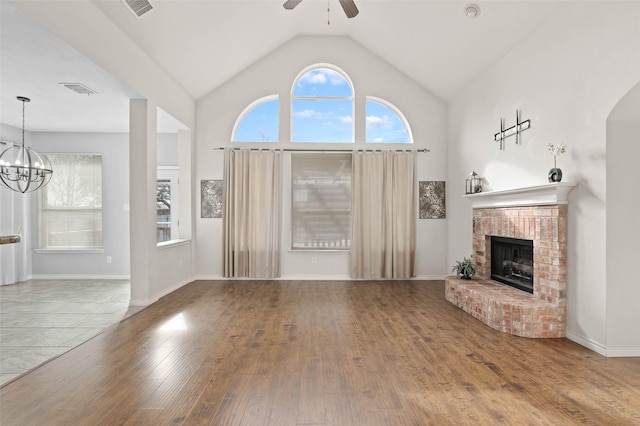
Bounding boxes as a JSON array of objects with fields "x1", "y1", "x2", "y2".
[
  {"x1": 445, "y1": 183, "x2": 576, "y2": 338},
  {"x1": 491, "y1": 236, "x2": 534, "y2": 294}
]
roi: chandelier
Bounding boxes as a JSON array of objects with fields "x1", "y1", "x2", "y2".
[{"x1": 0, "y1": 96, "x2": 53, "y2": 193}]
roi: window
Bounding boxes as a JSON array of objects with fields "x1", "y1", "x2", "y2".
[
  {"x1": 156, "y1": 168, "x2": 179, "y2": 243},
  {"x1": 366, "y1": 97, "x2": 412, "y2": 143},
  {"x1": 292, "y1": 67, "x2": 354, "y2": 143},
  {"x1": 291, "y1": 153, "x2": 351, "y2": 250},
  {"x1": 233, "y1": 96, "x2": 279, "y2": 142},
  {"x1": 39, "y1": 154, "x2": 102, "y2": 249}
]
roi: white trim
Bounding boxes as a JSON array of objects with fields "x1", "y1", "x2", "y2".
[
  {"x1": 606, "y1": 346, "x2": 640, "y2": 357},
  {"x1": 415, "y1": 275, "x2": 447, "y2": 280},
  {"x1": 193, "y1": 274, "x2": 224, "y2": 280},
  {"x1": 34, "y1": 249, "x2": 104, "y2": 254},
  {"x1": 30, "y1": 274, "x2": 130, "y2": 280},
  {"x1": 192, "y1": 275, "x2": 445, "y2": 281},
  {"x1": 463, "y1": 182, "x2": 577, "y2": 209},
  {"x1": 129, "y1": 277, "x2": 192, "y2": 306},
  {"x1": 566, "y1": 330, "x2": 607, "y2": 356},
  {"x1": 129, "y1": 296, "x2": 158, "y2": 307},
  {"x1": 157, "y1": 239, "x2": 190, "y2": 250}
]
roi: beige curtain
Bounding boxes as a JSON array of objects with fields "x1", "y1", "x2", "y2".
[
  {"x1": 351, "y1": 151, "x2": 416, "y2": 279},
  {"x1": 223, "y1": 149, "x2": 281, "y2": 278}
]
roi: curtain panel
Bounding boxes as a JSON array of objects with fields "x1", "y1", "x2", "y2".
[
  {"x1": 223, "y1": 149, "x2": 282, "y2": 278},
  {"x1": 351, "y1": 151, "x2": 416, "y2": 279}
]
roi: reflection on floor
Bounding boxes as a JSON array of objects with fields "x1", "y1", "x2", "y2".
[{"x1": 0, "y1": 279, "x2": 143, "y2": 386}]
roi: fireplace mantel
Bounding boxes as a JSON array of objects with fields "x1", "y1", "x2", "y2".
[{"x1": 463, "y1": 182, "x2": 577, "y2": 209}]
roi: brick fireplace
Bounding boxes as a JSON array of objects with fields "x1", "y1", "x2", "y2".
[{"x1": 445, "y1": 183, "x2": 575, "y2": 338}]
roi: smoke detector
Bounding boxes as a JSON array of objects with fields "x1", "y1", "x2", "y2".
[{"x1": 465, "y1": 4, "x2": 480, "y2": 18}]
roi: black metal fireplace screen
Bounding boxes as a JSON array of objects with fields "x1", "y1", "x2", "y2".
[{"x1": 491, "y1": 236, "x2": 534, "y2": 294}]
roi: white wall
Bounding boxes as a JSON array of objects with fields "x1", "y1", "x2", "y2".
[
  {"x1": 0, "y1": 124, "x2": 31, "y2": 285},
  {"x1": 194, "y1": 36, "x2": 448, "y2": 279},
  {"x1": 448, "y1": 2, "x2": 640, "y2": 355},
  {"x1": 28, "y1": 132, "x2": 130, "y2": 278},
  {"x1": 606, "y1": 81, "x2": 640, "y2": 356}
]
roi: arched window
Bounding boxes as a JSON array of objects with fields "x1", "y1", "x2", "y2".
[
  {"x1": 365, "y1": 97, "x2": 412, "y2": 143},
  {"x1": 292, "y1": 67, "x2": 354, "y2": 143},
  {"x1": 232, "y1": 95, "x2": 279, "y2": 142}
]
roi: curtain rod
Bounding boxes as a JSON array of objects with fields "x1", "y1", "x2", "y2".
[{"x1": 215, "y1": 147, "x2": 429, "y2": 153}]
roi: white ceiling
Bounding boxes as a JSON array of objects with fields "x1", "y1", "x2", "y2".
[{"x1": 1, "y1": 0, "x2": 564, "y2": 133}]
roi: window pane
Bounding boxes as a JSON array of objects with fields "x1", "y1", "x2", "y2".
[
  {"x1": 157, "y1": 179, "x2": 171, "y2": 242},
  {"x1": 293, "y1": 68, "x2": 352, "y2": 97},
  {"x1": 40, "y1": 154, "x2": 103, "y2": 249},
  {"x1": 42, "y1": 209, "x2": 102, "y2": 248},
  {"x1": 233, "y1": 98, "x2": 279, "y2": 142},
  {"x1": 366, "y1": 100, "x2": 411, "y2": 143},
  {"x1": 291, "y1": 154, "x2": 351, "y2": 250},
  {"x1": 292, "y1": 99, "x2": 353, "y2": 143}
]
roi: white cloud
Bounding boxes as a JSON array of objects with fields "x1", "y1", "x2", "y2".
[
  {"x1": 366, "y1": 115, "x2": 395, "y2": 130},
  {"x1": 294, "y1": 109, "x2": 318, "y2": 118},
  {"x1": 338, "y1": 115, "x2": 353, "y2": 124},
  {"x1": 299, "y1": 69, "x2": 346, "y2": 86}
]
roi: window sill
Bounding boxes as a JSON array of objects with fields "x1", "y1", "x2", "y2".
[
  {"x1": 157, "y1": 239, "x2": 191, "y2": 250},
  {"x1": 34, "y1": 249, "x2": 105, "y2": 254}
]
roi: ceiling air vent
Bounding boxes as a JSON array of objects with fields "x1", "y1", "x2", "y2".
[
  {"x1": 59, "y1": 83, "x2": 98, "y2": 96},
  {"x1": 122, "y1": 0, "x2": 153, "y2": 19}
]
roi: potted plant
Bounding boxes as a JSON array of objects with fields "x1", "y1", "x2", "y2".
[{"x1": 452, "y1": 257, "x2": 476, "y2": 280}]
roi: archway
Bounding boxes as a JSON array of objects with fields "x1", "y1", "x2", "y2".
[{"x1": 605, "y1": 80, "x2": 640, "y2": 356}]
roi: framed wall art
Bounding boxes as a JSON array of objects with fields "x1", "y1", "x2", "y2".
[
  {"x1": 201, "y1": 180, "x2": 223, "y2": 218},
  {"x1": 419, "y1": 181, "x2": 446, "y2": 219}
]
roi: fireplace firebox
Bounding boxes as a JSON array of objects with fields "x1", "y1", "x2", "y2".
[{"x1": 491, "y1": 236, "x2": 534, "y2": 294}]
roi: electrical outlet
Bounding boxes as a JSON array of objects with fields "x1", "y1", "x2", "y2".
[
  {"x1": 106, "y1": 256, "x2": 112, "y2": 264},
  {"x1": 312, "y1": 256, "x2": 317, "y2": 264}
]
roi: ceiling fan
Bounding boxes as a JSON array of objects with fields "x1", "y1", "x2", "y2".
[{"x1": 283, "y1": 0, "x2": 359, "y2": 19}]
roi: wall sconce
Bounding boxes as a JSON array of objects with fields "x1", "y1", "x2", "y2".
[{"x1": 465, "y1": 171, "x2": 482, "y2": 194}]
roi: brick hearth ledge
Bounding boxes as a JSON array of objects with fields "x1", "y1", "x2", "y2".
[{"x1": 445, "y1": 183, "x2": 576, "y2": 338}]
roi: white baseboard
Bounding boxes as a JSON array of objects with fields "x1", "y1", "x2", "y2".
[
  {"x1": 566, "y1": 330, "x2": 607, "y2": 356},
  {"x1": 129, "y1": 297, "x2": 158, "y2": 307},
  {"x1": 30, "y1": 274, "x2": 130, "y2": 280},
  {"x1": 193, "y1": 274, "x2": 224, "y2": 280},
  {"x1": 192, "y1": 275, "x2": 447, "y2": 281},
  {"x1": 604, "y1": 346, "x2": 640, "y2": 357},
  {"x1": 279, "y1": 275, "x2": 352, "y2": 280},
  {"x1": 415, "y1": 275, "x2": 447, "y2": 280},
  {"x1": 129, "y1": 277, "x2": 193, "y2": 307}
]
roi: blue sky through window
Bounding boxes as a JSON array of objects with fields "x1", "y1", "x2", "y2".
[
  {"x1": 366, "y1": 100, "x2": 410, "y2": 143},
  {"x1": 233, "y1": 98, "x2": 278, "y2": 142},
  {"x1": 293, "y1": 68, "x2": 353, "y2": 142}
]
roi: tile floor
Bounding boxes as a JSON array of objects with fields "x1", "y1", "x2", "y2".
[{"x1": 0, "y1": 279, "x2": 143, "y2": 386}]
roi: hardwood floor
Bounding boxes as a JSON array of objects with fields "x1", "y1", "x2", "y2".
[{"x1": 1, "y1": 280, "x2": 639, "y2": 425}]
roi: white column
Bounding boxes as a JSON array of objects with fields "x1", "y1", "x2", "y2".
[{"x1": 129, "y1": 99, "x2": 158, "y2": 305}]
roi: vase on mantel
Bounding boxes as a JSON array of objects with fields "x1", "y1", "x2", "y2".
[
  {"x1": 548, "y1": 167, "x2": 562, "y2": 183},
  {"x1": 547, "y1": 143, "x2": 565, "y2": 183}
]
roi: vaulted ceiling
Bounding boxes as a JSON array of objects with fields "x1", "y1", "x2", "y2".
[{"x1": 1, "y1": 0, "x2": 564, "y2": 133}]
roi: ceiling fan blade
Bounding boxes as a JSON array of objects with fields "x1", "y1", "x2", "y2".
[
  {"x1": 283, "y1": 0, "x2": 303, "y2": 10},
  {"x1": 338, "y1": 0, "x2": 359, "y2": 18}
]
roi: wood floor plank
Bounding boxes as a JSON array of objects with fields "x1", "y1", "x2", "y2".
[{"x1": 1, "y1": 280, "x2": 640, "y2": 425}]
